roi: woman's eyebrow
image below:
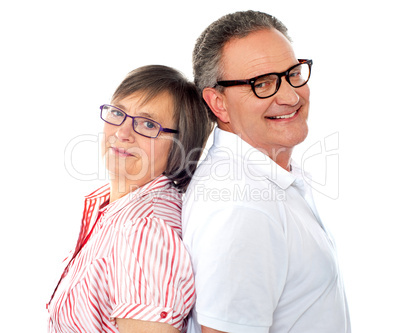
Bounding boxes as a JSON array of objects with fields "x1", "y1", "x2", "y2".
[
  {"x1": 136, "y1": 111, "x2": 157, "y2": 119},
  {"x1": 113, "y1": 103, "x2": 158, "y2": 120},
  {"x1": 113, "y1": 103, "x2": 126, "y2": 111}
]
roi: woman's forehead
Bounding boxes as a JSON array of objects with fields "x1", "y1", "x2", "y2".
[{"x1": 113, "y1": 91, "x2": 175, "y2": 122}]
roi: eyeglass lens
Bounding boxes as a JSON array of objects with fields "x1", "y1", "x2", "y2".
[
  {"x1": 253, "y1": 62, "x2": 310, "y2": 98},
  {"x1": 101, "y1": 105, "x2": 161, "y2": 138}
]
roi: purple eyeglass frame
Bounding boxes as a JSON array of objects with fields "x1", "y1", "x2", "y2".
[{"x1": 100, "y1": 104, "x2": 179, "y2": 138}]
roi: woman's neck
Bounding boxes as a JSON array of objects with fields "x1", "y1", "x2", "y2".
[{"x1": 108, "y1": 175, "x2": 160, "y2": 203}]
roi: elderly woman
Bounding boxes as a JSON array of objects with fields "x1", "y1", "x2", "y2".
[{"x1": 47, "y1": 65, "x2": 211, "y2": 333}]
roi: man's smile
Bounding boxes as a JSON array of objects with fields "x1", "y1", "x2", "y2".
[{"x1": 266, "y1": 108, "x2": 299, "y2": 120}]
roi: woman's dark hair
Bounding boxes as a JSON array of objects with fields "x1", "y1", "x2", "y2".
[{"x1": 112, "y1": 65, "x2": 211, "y2": 191}]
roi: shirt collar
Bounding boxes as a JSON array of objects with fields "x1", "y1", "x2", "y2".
[
  {"x1": 213, "y1": 127, "x2": 296, "y2": 190},
  {"x1": 84, "y1": 183, "x2": 110, "y2": 212},
  {"x1": 84, "y1": 174, "x2": 175, "y2": 217}
]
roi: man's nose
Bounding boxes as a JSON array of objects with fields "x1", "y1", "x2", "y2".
[{"x1": 274, "y1": 79, "x2": 300, "y2": 106}]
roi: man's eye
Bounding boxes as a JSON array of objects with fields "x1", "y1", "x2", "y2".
[
  {"x1": 289, "y1": 70, "x2": 302, "y2": 78},
  {"x1": 255, "y1": 82, "x2": 267, "y2": 89},
  {"x1": 254, "y1": 77, "x2": 276, "y2": 89}
]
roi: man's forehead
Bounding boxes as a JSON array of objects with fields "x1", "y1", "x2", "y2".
[{"x1": 221, "y1": 30, "x2": 297, "y2": 78}]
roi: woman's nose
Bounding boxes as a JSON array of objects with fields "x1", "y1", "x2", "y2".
[{"x1": 115, "y1": 118, "x2": 135, "y2": 142}]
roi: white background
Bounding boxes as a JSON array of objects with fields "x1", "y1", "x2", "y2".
[{"x1": 1, "y1": 0, "x2": 401, "y2": 332}]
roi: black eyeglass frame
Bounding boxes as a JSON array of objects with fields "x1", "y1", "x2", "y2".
[
  {"x1": 215, "y1": 59, "x2": 313, "y2": 99},
  {"x1": 100, "y1": 104, "x2": 179, "y2": 139}
]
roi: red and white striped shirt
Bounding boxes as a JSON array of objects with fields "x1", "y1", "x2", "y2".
[{"x1": 47, "y1": 175, "x2": 195, "y2": 332}]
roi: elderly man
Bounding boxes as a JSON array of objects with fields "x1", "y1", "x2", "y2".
[{"x1": 182, "y1": 10, "x2": 351, "y2": 333}]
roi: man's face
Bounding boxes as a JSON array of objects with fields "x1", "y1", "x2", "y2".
[{"x1": 217, "y1": 28, "x2": 310, "y2": 157}]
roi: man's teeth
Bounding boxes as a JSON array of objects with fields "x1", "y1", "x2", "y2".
[{"x1": 269, "y1": 110, "x2": 297, "y2": 119}]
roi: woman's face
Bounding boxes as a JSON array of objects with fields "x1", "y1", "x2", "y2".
[{"x1": 102, "y1": 91, "x2": 177, "y2": 191}]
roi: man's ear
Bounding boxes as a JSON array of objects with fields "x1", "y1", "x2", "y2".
[{"x1": 203, "y1": 88, "x2": 230, "y2": 123}]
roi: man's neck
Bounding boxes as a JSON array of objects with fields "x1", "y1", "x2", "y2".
[{"x1": 216, "y1": 124, "x2": 293, "y2": 172}]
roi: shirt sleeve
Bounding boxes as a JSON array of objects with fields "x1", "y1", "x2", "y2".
[
  {"x1": 108, "y1": 217, "x2": 195, "y2": 331},
  {"x1": 188, "y1": 204, "x2": 288, "y2": 333}
]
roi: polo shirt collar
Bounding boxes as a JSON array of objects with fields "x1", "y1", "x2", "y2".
[{"x1": 213, "y1": 128, "x2": 296, "y2": 190}]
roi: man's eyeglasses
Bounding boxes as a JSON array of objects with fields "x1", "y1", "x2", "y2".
[
  {"x1": 100, "y1": 104, "x2": 179, "y2": 139},
  {"x1": 215, "y1": 59, "x2": 313, "y2": 99}
]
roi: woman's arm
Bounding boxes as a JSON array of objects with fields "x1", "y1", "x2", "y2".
[
  {"x1": 116, "y1": 318, "x2": 179, "y2": 333},
  {"x1": 201, "y1": 326, "x2": 226, "y2": 333},
  {"x1": 111, "y1": 217, "x2": 195, "y2": 332}
]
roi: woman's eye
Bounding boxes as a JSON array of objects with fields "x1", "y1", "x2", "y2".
[
  {"x1": 111, "y1": 110, "x2": 124, "y2": 117},
  {"x1": 144, "y1": 121, "x2": 156, "y2": 129},
  {"x1": 136, "y1": 119, "x2": 159, "y2": 133}
]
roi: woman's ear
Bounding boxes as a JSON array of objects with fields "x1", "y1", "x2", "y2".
[{"x1": 203, "y1": 88, "x2": 230, "y2": 123}]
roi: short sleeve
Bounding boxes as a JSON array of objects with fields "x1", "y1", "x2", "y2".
[
  {"x1": 109, "y1": 217, "x2": 195, "y2": 331},
  {"x1": 189, "y1": 204, "x2": 288, "y2": 333}
]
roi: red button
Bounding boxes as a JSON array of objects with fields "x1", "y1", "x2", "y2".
[{"x1": 160, "y1": 311, "x2": 167, "y2": 318}]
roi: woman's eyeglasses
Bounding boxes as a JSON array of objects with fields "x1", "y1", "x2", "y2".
[{"x1": 100, "y1": 104, "x2": 179, "y2": 139}]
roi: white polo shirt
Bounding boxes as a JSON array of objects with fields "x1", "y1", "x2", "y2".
[{"x1": 182, "y1": 128, "x2": 350, "y2": 333}]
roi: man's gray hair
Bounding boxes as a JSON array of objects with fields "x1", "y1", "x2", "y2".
[{"x1": 192, "y1": 10, "x2": 291, "y2": 121}]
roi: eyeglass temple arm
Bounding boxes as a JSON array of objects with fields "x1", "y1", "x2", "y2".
[
  {"x1": 298, "y1": 59, "x2": 313, "y2": 65},
  {"x1": 161, "y1": 128, "x2": 179, "y2": 134},
  {"x1": 216, "y1": 79, "x2": 252, "y2": 87}
]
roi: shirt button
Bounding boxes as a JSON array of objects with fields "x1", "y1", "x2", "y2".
[{"x1": 160, "y1": 311, "x2": 167, "y2": 319}]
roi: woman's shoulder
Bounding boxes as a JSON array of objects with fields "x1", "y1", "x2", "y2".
[{"x1": 114, "y1": 184, "x2": 183, "y2": 237}]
